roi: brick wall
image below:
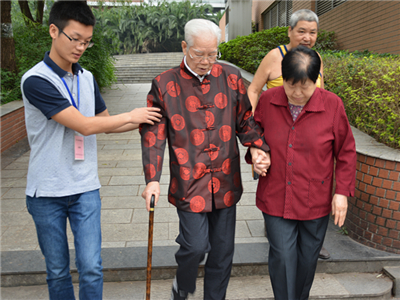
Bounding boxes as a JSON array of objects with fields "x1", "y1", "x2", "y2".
[
  {"x1": 346, "y1": 154, "x2": 400, "y2": 253},
  {"x1": 1, "y1": 107, "x2": 27, "y2": 153},
  {"x1": 319, "y1": 0, "x2": 400, "y2": 55}
]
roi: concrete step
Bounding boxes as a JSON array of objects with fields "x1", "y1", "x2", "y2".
[{"x1": 0, "y1": 273, "x2": 394, "y2": 300}]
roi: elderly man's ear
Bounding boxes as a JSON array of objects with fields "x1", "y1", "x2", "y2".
[{"x1": 181, "y1": 41, "x2": 188, "y2": 55}]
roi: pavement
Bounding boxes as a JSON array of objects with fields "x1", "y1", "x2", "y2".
[{"x1": 1, "y1": 82, "x2": 400, "y2": 299}]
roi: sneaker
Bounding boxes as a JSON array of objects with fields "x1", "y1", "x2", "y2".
[{"x1": 170, "y1": 277, "x2": 188, "y2": 300}]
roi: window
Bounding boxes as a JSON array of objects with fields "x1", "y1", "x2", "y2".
[
  {"x1": 316, "y1": 0, "x2": 347, "y2": 16},
  {"x1": 262, "y1": 0, "x2": 293, "y2": 30}
]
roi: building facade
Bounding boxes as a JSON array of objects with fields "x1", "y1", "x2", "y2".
[{"x1": 251, "y1": 0, "x2": 400, "y2": 55}]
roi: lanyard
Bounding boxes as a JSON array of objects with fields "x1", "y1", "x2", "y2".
[{"x1": 44, "y1": 62, "x2": 80, "y2": 110}]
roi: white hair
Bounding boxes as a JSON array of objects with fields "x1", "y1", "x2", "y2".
[
  {"x1": 184, "y1": 18, "x2": 221, "y2": 47},
  {"x1": 290, "y1": 9, "x2": 319, "y2": 29}
]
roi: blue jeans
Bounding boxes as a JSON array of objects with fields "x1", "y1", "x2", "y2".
[{"x1": 26, "y1": 189, "x2": 103, "y2": 300}]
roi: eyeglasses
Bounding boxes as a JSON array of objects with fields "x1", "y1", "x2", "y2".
[
  {"x1": 59, "y1": 29, "x2": 94, "y2": 48},
  {"x1": 188, "y1": 48, "x2": 220, "y2": 63}
]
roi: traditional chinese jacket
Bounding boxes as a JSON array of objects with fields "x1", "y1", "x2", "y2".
[{"x1": 140, "y1": 60, "x2": 270, "y2": 213}]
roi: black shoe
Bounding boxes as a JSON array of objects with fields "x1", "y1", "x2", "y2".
[
  {"x1": 318, "y1": 246, "x2": 330, "y2": 259},
  {"x1": 170, "y1": 278, "x2": 188, "y2": 300}
]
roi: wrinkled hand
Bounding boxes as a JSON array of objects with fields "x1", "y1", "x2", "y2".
[
  {"x1": 332, "y1": 194, "x2": 348, "y2": 227},
  {"x1": 130, "y1": 107, "x2": 162, "y2": 125},
  {"x1": 250, "y1": 147, "x2": 271, "y2": 177},
  {"x1": 142, "y1": 181, "x2": 160, "y2": 212}
]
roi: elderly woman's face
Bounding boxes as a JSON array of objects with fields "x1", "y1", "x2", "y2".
[
  {"x1": 283, "y1": 78, "x2": 317, "y2": 106},
  {"x1": 182, "y1": 35, "x2": 218, "y2": 76},
  {"x1": 288, "y1": 21, "x2": 318, "y2": 49}
]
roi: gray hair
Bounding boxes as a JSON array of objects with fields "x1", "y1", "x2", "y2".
[
  {"x1": 289, "y1": 9, "x2": 319, "y2": 29},
  {"x1": 184, "y1": 18, "x2": 221, "y2": 48}
]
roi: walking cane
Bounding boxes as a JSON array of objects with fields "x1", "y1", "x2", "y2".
[{"x1": 146, "y1": 195, "x2": 155, "y2": 300}]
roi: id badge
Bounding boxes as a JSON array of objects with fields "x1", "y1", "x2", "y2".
[{"x1": 74, "y1": 132, "x2": 84, "y2": 160}]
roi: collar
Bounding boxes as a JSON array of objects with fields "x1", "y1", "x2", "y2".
[
  {"x1": 183, "y1": 56, "x2": 211, "y2": 82},
  {"x1": 270, "y1": 86, "x2": 325, "y2": 112},
  {"x1": 43, "y1": 51, "x2": 83, "y2": 77}
]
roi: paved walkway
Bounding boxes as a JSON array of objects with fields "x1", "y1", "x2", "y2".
[{"x1": 1, "y1": 82, "x2": 400, "y2": 299}]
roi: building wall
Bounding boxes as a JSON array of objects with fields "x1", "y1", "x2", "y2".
[
  {"x1": 252, "y1": 0, "x2": 274, "y2": 30},
  {"x1": 226, "y1": 0, "x2": 252, "y2": 41},
  {"x1": 292, "y1": 0, "x2": 312, "y2": 12},
  {"x1": 219, "y1": 12, "x2": 226, "y2": 42},
  {"x1": 319, "y1": 0, "x2": 400, "y2": 54}
]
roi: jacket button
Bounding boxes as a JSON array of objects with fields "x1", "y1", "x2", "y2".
[
  {"x1": 288, "y1": 181, "x2": 291, "y2": 185},
  {"x1": 289, "y1": 144, "x2": 292, "y2": 148}
]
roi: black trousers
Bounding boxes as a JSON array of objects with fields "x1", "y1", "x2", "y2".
[
  {"x1": 175, "y1": 203, "x2": 236, "y2": 300},
  {"x1": 263, "y1": 213, "x2": 330, "y2": 300}
]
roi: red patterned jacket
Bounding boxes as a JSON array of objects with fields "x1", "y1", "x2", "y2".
[{"x1": 140, "y1": 60, "x2": 270, "y2": 213}]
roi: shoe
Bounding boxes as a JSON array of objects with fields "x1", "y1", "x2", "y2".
[
  {"x1": 318, "y1": 246, "x2": 330, "y2": 259},
  {"x1": 170, "y1": 277, "x2": 188, "y2": 300}
]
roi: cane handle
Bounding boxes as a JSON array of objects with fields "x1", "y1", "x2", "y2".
[{"x1": 150, "y1": 195, "x2": 155, "y2": 211}]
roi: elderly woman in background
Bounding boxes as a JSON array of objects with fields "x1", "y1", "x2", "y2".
[
  {"x1": 248, "y1": 46, "x2": 356, "y2": 300},
  {"x1": 248, "y1": 9, "x2": 324, "y2": 112},
  {"x1": 249, "y1": 8, "x2": 331, "y2": 260}
]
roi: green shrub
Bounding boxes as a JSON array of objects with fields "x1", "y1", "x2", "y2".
[
  {"x1": 219, "y1": 26, "x2": 337, "y2": 74},
  {"x1": 322, "y1": 50, "x2": 400, "y2": 149},
  {"x1": 1, "y1": 10, "x2": 117, "y2": 105}
]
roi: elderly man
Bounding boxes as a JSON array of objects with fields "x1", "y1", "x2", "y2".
[{"x1": 140, "y1": 19, "x2": 270, "y2": 300}]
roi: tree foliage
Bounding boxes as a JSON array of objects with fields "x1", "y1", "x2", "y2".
[{"x1": 93, "y1": 0, "x2": 220, "y2": 54}]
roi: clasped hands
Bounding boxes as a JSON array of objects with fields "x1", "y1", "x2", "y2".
[{"x1": 250, "y1": 147, "x2": 271, "y2": 177}]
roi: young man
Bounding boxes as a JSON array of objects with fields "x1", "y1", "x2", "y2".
[
  {"x1": 141, "y1": 19, "x2": 270, "y2": 300},
  {"x1": 21, "y1": 1, "x2": 161, "y2": 299}
]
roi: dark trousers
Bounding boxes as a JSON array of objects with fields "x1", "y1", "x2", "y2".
[
  {"x1": 263, "y1": 213, "x2": 330, "y2": 300},
  {"x1": 175, "y1": 203, "x2": 236, "y2": 300}
]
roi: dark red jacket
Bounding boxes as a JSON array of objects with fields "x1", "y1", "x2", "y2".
[
  {"x1": 247, "y1": 86, "x2": 356, "y2": 220},
  {"x1": 140, "y1": 60, "x2": 270, "y2": 213}
]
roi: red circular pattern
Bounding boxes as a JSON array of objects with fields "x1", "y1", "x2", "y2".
[
  {"x1": 157, "y1": 124, "x2": 166, "y2": 140},
  {"x1": 147, "y1": 95, "x2": 154, "y2": 107},
  {"x1": 168, "y1": 194, "x2": 176, "y2": 206},
  {"x1": 211, "y1": 64, "x2": 223, "y2": 77},
  {"x1": 222, "y1": 158, "x2": 231, "y2": 175},
  {"x1": 234, "y1": 172, "x2": 241, "y2": 187},
  {"x1": 144, "y1": 164, "x2": 156, "y2": 180},
  {"x1": 180, "y1": 166, "x2": 191, "y2": 181},
  {"x1": 143, "y1": 132, "x2": 156, "y2": 148},
  {"x1": 185, "y1": 96, "x2": 200, "y2": 112},
  {"x1": 205, "y1": 111, "x2": 215, "y2": 127},
  {"x1": 170, "y1": 177, "x2": 178, "y2": 194},
  {"x1": 208, "y1": 177, "x2": 220, "y2": 193},
  {"x1": 157, "y1": 155, "x2": 162, "y2": 172},
  {"x1": 155, "y1": 75, "x2": 160, "y2": 82},
  {"x1": 193, "y1": 162, "x2": 206, "y2": 179},
  {"x1": 190, "y1": 129, "x2": 205, "y2": 146},
  {"x1": 171, "y1": 114, "x2": 185, "y2": 131},
  {"x1": 158, "y1": 88, "x2": 163, "y2": 102},
  {"x1": 243, "y1": 110, "x2": 252, "y2": 121},
  {"x1": 180, "y1": 69, "x2": 192, "y2": 79},
  {"x1": 201, "y1": 84, "x2": 211, "y2": 95},
  {"x1": 227, "y1": 74, "x2": 238, "y2": 90},
  {"x1": 214, "y1": 93, "x2": 228, "y2": 109},
  {"x1": 224, "y1": 191, "x2": 235, "y2": 207},
  {"x1": 175, "y1": 148, "x2": 189, "y2": 165},
  {"x1": 254, "y1": 138, "x2": 263, "y2": 148},
  {"x1": 219, "y1": 125, "x2": 232, "y2": 142},
  {"x1": 208, "y1": 144, "x2": 219, "y2": 161},
  {"x1": 238, "y1": 78, "x2": 246, "y2": 94},
  {"x1": 166, "y1": 81, "x2": 181, "y2": 97},
  {"x1": 190, "y1": 196, "x2": 206, "y2": 213}
]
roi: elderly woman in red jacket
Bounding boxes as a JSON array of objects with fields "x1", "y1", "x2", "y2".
[{"x1": 248, "y1": 46, "x2": 356, "y2": 300}]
